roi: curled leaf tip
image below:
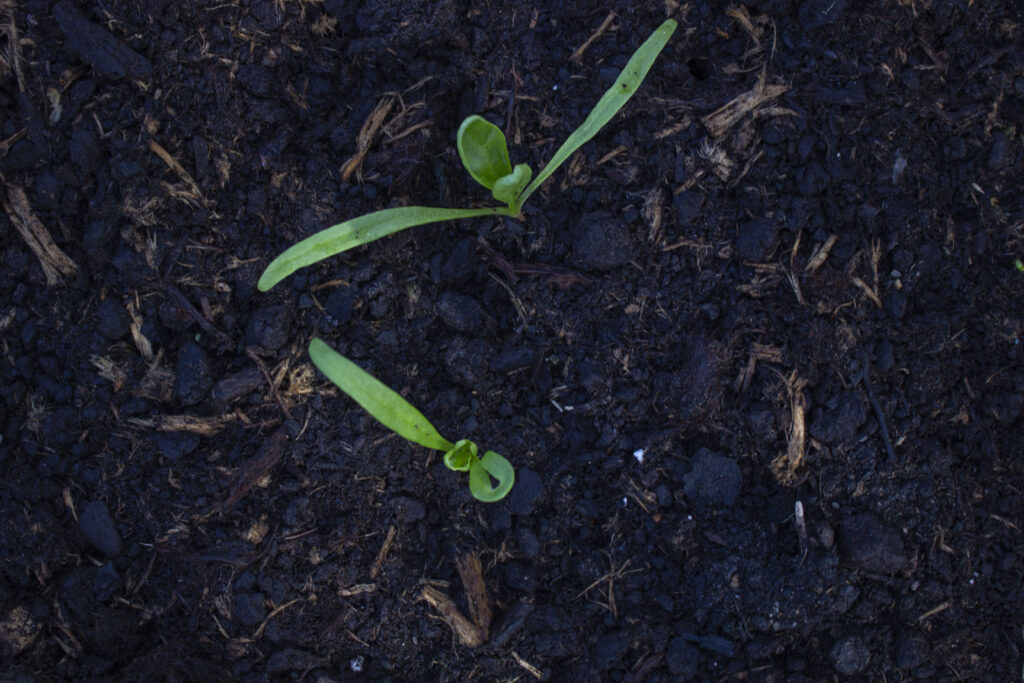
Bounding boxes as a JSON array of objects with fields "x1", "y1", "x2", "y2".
[{"x1": 469, "y1": 451, "x2": 515, "y2": 502}]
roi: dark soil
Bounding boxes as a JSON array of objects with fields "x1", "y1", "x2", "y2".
[{"x1": 2, "y1": 0, "x2": 1023, "y2": 680}]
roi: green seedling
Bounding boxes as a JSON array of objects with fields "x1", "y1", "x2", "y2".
[
  {"x1": 308, "y1": 338, "x2": 515, "y2": 502},
  {"x1": 258, "y1": 19, "x2": 677, "y2": 291}
]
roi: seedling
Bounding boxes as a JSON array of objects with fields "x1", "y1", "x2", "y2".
[
  {"x1": 308, "y1": 338, "x2": 515, "y2": 502},
  {"x1": 257, "y1": 19, "x2": 677, "y2": 291}
]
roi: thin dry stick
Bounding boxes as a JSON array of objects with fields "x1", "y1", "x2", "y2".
[
  {"x1": 3, "y1": 14, "x2": 26, "y2": 91},
  {"x1": 149, "y1": 139, "x2": 205, "y2": 201},
  {"x1": 702, "y1": 67, "x2": 788, "y2": 139},
  {"x1": 126, "y1": 413, "x2": 237, "y2": 435},
  {"x1": 785, "y1": 381, "x2": 807, "y2": 473},
  {"x1": 420, "y1": 585, "x2": 484, "y2": 647},
  {"x1": 571, "y1": 12, "x2": 617, "y2": 63},
  {"x1": 370, "y1": 526, "x2": 397, "y2": 579},
  {"x1": 252, "y1": 598, "x2": 301, "y2": 639},
  {"x1": 771, "y1": 370, "x2": 807, "y2": 484},
  {"x1": 341, "y1": 95, "x2": 395, "y2": 182},
  {"x1": 574, "y1": 558, "x2": 633, "y2": 600},
  {"x1": 4, "y1": 184, "x2": 77, "y2": 284},
  {"x1": 859, "y1": 351, "x2": 897, "y2": 461},
  {"x1": 511, "y1": 651, "x2": 544, "y2": 679},
  {"x1": 805, "y1": 234, "x2": 838, "y2": 272}
]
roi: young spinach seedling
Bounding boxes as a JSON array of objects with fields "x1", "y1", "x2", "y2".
[
  {"x1": 257, "y1": 19, "x2": 677, "y2": 291},
  {"x1": 308, "y1": 338, "x2": 515, "y2": 502}
]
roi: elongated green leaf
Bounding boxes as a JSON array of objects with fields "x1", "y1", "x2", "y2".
[
  {"x1": 457, "y1": 115, "x2": 513, "y2": 190},
  {"x1": 468, "y1": 451, "x2": 515, "y2": 502},
  {"x1": 308, "y1": 338, "x2": 453, "y2": 451},
  {"x1": 518, "y1": 19, "x2": 677, "y2": 206},
  {"x1": 258, "y1": 206, "x2": 508, "y2": 291}
]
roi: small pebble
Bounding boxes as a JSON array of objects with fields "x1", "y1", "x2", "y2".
[
  {"x1": 830, "y1": 635, "x2": 871, "y2": 676},
  {"x1": 683, "y1": 449, "x2": 742, "y2": 507},
  {"x1": 391, "y1": 496, "x2": 426, "y2": 523},
  {"x1": 735, "y1": 217, "x2": 778, "y2": 262},
  {"x1": 233, "y1": 592, "x2": 266, "y2": 626},
  {"x1": 591, "y1": 630, "x2": 629, "y2": 670},
  {"x1": 666, "y1": 637, "x2": 701, "y2": 679},
  {"x1": 437, "y1": 291, "x2": 484, "y2": 335},
  {"x1": 810, "y1": 390, "x2": 867, "y2": 445},
  {"x1": 571, "y1": 213, "x2": 633, "y2": 270},
  {"x1": 246, "y1": 304, "x2": 293, "y2": 352},
  {"x1": 94, "y1": 298, "x2": 129, "y2": 340},
  {"x1": 839, "y1": 512, "x2": 909, "y2": 574},
  {"x1": 79, "y1": 501, "x2": 123, "y2": 557},
  {"x1": 508, "y1": 468, "x2": 542, "y2": 516},
  {"x1": 174, "y1": 339, "x2": 212, "y2": 406}
]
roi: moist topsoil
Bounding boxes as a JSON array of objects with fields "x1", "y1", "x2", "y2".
[{"x1": 1, "y1": 0, "x2": 1023, "y2": 680}]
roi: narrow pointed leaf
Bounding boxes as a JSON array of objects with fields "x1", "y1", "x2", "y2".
[
  {"x1": 258, "y1": 206, "x2": 508, "y2": 291},
  {"x1": 308, "y1": 338, "x2": 453, "y2": 451},
  {"x1": 518, "y1": 19, "x2": 677, "y2": 206},
  {"x1": 457, "y1": 115, "x2": 513, "y2": 190}
]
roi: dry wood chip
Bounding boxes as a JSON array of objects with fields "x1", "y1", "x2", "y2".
[
  {"x1": 211, "y1": 366, "x2": 264, "y2": 402},
  {"x1": 252, "y1": 598, "x2": 301, "y2": 639},
  {"x1": 337, "y1": 584, "x2": 376, "y2": 598},
  {"x1": 126, "y1": 297, "x2": 154, "y2": 361},
  {"x1": 596, "y1": 144, "x2": 628, "y2": 165},
  {"x1": 771, "y1": 374, "x2": 807, "y2": 484},
  {"x1": 456, "y1": 553, "x2": 491, "y2": 640},
  {"x1": 805, "y1": 234, "x2": 838, "y2": 272},
  {"x1": 133, "y1": 352, "x2": 174, "y2": 402},
  {"x1": 420, "y1": 552, "x2": 497, "y2": 648},
  {"x1": 2, "y1": 11, "x2": 26, "y2": 92},
  {"x1": 725, "y1": 5, "x2": 762, "y2": 47},
  {"x1": 148, "y1": 139, "x2": 206, "y2": 204},
  {"x1": 216, "y1": 427, "x2": 287, "y2": 512},
  {"x1": 851, "y1": 275, "x2": 883, "y2": 308},
  {"x1": 702, "y1": 68, "x2": 788, "y2": 139},
  {"x1": 643, "y1": 186, "x2": 665, "y2": 243},
  {"x1": 3, "y1": 185, "x2": 77, "y2": 285},
  {"x1": 918, "y1": 600, "x2": 951, "y2": 623},
  {"x1": 419, "y1": 585, "x2": 484, "y2": 648},
  {"x1": 654, "y1": 116, "x2": 693, "y2": 140},
  {"x1": 511, "y1": 651, "x2": 544, "y2": 679},
  {"x1": 0, "y1": 130, "x2": 26, "y2": 155},
  {"x1": 245, "y1": 515, "x2": 270, "y2": 544},
  {"x1": 341, "y1": 95, "x2": 395, "y2": 183},
  {"x1": 128, "y1": 412, "x2": 236, "y2": 435},
  {"x1": 733, "y1": 343, "x2": 783, "y2": 394},
  {"x1": 661, "y1": 237, "x2": 713, "y2": 252},
  {"x1": 90, "y1": 355, "x2": 127, "y2": 391}
]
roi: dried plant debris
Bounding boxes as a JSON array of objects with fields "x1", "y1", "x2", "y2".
[
  {"x1": 771, "y1": 373, "x2": 808, "y2": 485},
  {"x1": 216, "y1": 427, "x2": 288, "y2": 513},
  {"x1": 702, "y1": 68, "x2": 789, "y2": 140},
  {"x1": 3, "y1": 185, "x2": 77, "y2": 284},
  {"x1": 420, "y1": 552, "x2": 493, "y2": 648}
]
